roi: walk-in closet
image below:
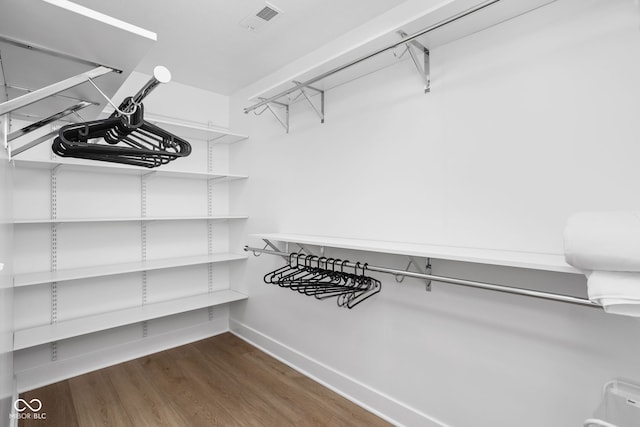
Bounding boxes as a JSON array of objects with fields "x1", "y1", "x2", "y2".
[{"x1": 1, "y1": 0, "x2": 640, "y2": 426}]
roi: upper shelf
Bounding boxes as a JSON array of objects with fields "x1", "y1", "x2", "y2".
[
  {"x1": 0, "y1": 0, "x2": 156, "y2": 121},
  {"x1": 98, "y1": 111, "x2": 248, "y2": 144},
  {"x1": 247, "y1": 0, "x2": 556, "y2": 105},
  {"x1": 252, "y1": 233, "x2": 580, "y2": 275},
  {"x1": 147, "y1": 116, "x2": 248, "y2": 144},
  {"x1": 13, "y1": 158, "x2": 248, "y2": 182}
]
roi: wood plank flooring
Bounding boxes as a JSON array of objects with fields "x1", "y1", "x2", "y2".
[{"x1": 19, "y1": 333, "x2": 391, "y2": 427}]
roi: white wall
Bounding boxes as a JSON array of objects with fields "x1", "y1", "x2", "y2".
[
  {"x1": 229, "y1": 0, "x2": 640, "y2": 426},
  {"x1": 109, "y1": 71, "x2": 230, "y2": 127},
  {"x1": 12, "y1": 77, "x2": 237, "y2": 390},
  {"x1": 0, "y1": 118, "x2": 15, "y2": 427}
]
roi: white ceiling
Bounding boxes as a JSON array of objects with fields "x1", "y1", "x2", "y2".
[{"x1": 73, "y1": 0, "x2": 406, "y2": 95}]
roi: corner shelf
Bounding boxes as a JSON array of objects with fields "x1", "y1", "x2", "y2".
[
  {"x1": 14, "y1": 253, "x2": 247, "y2": 287},
  {"x1": 13, "y1": 289, "x2": 248, "y2": 351},
  {"x1": 251, "y1": 233, "x2": 580, "y2": 275},
  {"x1": 12, "y1": 158, "x2": 248, "y2": 182},
  {"x1": 14, "y1": 215, "x2": 248, "y2": 225}
]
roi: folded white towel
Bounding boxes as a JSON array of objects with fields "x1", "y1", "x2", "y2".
[
  {"x1": 564, "y1": 212, "x2": 640, "y2": 271},
  {"x1": 588, "y1": 271, "x2": 640, "y2": 317}
]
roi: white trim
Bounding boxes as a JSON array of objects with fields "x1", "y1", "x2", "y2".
[
  {"x1": 42, "y1": 0, "x2": 157, "y2": 40},
  {"x1": 9, "y1": 376, "x2": 18, "y2": 427},
  {"x1": 230, "y1": 319, "x2": 448, "y2": 427},
  {"x1": 16, "y1": 319, "x2": 228, "y2": 392}
]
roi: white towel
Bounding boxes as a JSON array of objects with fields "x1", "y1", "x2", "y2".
[
  {"x1": 564, "y1": 212, "x2": 640, "y2": 271},
  {"x1": 588, "y1": 271, "x2": 640, "y2": 317}
]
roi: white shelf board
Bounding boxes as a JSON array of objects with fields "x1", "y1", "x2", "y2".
[
  {"x1": 248, "y1": 0, "x2": 556, "y2": 105},
  {"x1": 14, "y1": 253, "x2": 247, "y2": 287},
  {"x1": 12, "y1": 158, "x2": 248, "y2": 182},
  {"x1": 14, "y1": 215, "x2": 249, "y2": 225},
  {"x1": 145, "y1": 116, "x2": 248, "y2": 144},
  {"x1": 13, "y1": 289, "x2": 247, "y2": 350},
  {"x1": 251, "y1": 233, "x2": 580, "y2": 274},
  {"x1": 99, "y1": 110, "x2": 249, "y2": 144}
]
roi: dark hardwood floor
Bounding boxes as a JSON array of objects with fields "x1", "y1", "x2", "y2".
[{"x1": 19, "y1": 333, "x2": 391, "y2": 426}]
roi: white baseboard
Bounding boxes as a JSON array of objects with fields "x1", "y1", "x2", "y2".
[
  {"x1": 16, "y1": 318, "x2": 228, "y2": 393},
  {"x1": 229, "y1": 319, "x2": 447, "y2": 427}
]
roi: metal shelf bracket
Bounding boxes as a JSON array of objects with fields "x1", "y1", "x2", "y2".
[
  {"x1": 395, "y1": 256, "x2": 432, "y2": 291},
  {"x1": 292, "y1": 81, "x2": 325, "y2": 124},
  {"x1": 261, "y1": 239, "x2": 288, "y2": 261},
  {"x1": 254, "y1": 98, "x2": 289, "y2": 133},
  {"x1": 398, "y1": 31, "x2": 430, "y2": 93}
]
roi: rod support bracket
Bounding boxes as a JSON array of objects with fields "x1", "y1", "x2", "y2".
[
  {"x1": 296, "y1": 243, "x2": 318, "y2": 257},
  {"x1": 262, "y1": 239, "x2": 289, "y2": 261},
  {"x1": 398, "y1": 31, "x2": 430, "y2": 94},
  {"x1": 292, "y1": 81, "x2": 325, "y2": 124},
  {"x1": 256, "y1": 98, "x2": 290, "y2": 133},
  {"x1": 395, "y1": 256, "x2": 432, "y2": 291}
]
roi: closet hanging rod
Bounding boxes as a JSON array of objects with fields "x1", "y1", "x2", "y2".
[
  {"x1": 244, "y1": 245, "x2": 601, "y2": 309},
  {"x1": 243, "y1": 0, "x2": 500, "y2": 114}
]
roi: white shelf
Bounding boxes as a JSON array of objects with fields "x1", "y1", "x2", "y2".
[
  {"x1": 249, "y1": 0, "x2": 556, "y2": 104},
  {"x1": 14, "y1": 215, "x2": 249, "y2": 225},
  {"x1": 13, "y1": 289, "x2": 247, "y2": 351},
  {"x1": 12, "y1": 159, "x2": 248, "y2": 182},
  {"x1": 145, "y1": 116, "x2": 248, "y2": 144},
  {"x1": 252, "y1": 233, "x2": 580, "y2": 275},
  {"x1": 99, "y1": 111, "x2": 249, "y2": 144},
  {"x1": 14, "y1": 253, "x2": 247, "y2": 287}
]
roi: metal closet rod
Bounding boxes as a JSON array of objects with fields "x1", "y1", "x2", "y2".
[
  {"x1": 244, "y1": 0, "x2": 501, "y2": 113},
  {"x1": 243, "y1": 245, "x2": 601, "y2": 309}
]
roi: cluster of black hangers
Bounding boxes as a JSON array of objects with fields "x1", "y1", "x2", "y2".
[
  {"x1": 264, "y1": 253, "x2": 381, "y2": 309},
  {"x1": 52, "y1": 83, "x2": 191, "y2": 168}
]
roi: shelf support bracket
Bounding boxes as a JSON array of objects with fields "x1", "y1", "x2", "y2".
[
  {"x1": 395, "y1": 256, "x2": 432, "y2": 291},
  {"x1": 398, "y1": 31, "x2": 430, "y2": 93},
  {"x1": 262, "y1": 239, "x2": 288, "y2": 261},
  {"x1": 9, "y1": 101, "x2": 95, "y2": 157},
  {"x1": 296, "y1": 243, "x2": 318, "y2": 257},
  {"x1": 293, "y1": 82, "x2": 325, "y2": 124},
  {"x1": 254, "y1": 98, "x2": 289, "y2": 133},
  {"x1": 8, "y1": 101, "x2": 94, "y2": 143}
]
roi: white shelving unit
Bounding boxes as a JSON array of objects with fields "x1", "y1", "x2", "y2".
[
  {"x1": 2, "y1": 0, "x2": 250, "y2": 388},
  {"x1": 11, "y1": 115, "x2": 250, "y2": 354},
  {"x1": 14, "y1": 253, "x2": 247, "y2": 287},
  {"x1": 14, "y1": 289, "x2": 248, "y2": 350},
  {"x1": 251, "y1": 233, "x2": 580, "y2": 274}
]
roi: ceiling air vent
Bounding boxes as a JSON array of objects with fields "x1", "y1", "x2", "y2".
[
  {"x1": 256, "y1": 5, "x2": 279, "y2": 21},
  {"x1": 239, "y1": 2, "x2": 283, "y2": 32}
]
